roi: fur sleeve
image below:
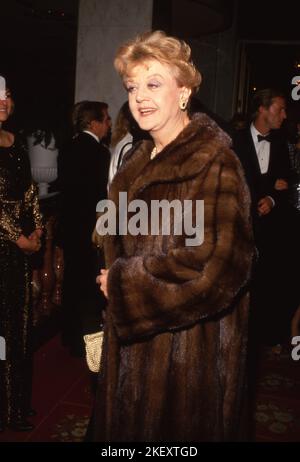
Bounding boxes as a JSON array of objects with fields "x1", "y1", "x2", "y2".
[{"x1": 108, "y1": 162, "x2": 254, "y2": 343}]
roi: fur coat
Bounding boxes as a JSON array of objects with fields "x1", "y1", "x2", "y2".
[{"x1": 93, "y1": 113, "x2": 255, "y2": 442}]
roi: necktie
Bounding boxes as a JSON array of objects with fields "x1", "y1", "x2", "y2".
[{"x1": 257, "y1": 134, "x2": 271, "y2": 142}]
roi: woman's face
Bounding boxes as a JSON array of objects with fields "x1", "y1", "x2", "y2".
[
  {"x1": 0, "y1": 89, "x2": 13, "y2": 123},
  {"x1": 124, "y1": 59, "x2": 190, "y2": 137}
]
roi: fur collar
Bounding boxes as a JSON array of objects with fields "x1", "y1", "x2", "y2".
[{"x1": 110, "y1": 113, "x2": 232, "y2": 203}]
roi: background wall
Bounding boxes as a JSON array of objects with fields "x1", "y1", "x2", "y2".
[
  {"x1": 75, "y1": 0, "x2": 153, "y2": 121},
  {"x1": 189, "y1": 22, "x2": 238, "y2": 121}
]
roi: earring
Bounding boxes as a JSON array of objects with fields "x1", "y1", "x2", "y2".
[{"x1": 179, "y1": 98, "x2": 187, "y2": 110}]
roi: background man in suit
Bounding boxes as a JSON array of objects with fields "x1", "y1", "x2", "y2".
[
  {"x1": 233, "y1": 89, "x2": 300, "y2": 437},
  {"x1": 58, "y1": 101, "x2": 111, "y2": 356},
  {"x1": 233, "y1": 89, "x2": 300, "y2": 348}
]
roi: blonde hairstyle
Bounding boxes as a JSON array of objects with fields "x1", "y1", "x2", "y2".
[{"x1": 114, "y1": 30, "x2": 201, "y2": 95}]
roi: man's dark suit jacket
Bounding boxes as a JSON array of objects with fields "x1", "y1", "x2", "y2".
[
  {"x1": 58, "y1": 132, "x2": 110, "y2": 337},
  {"x1": 233, "y1": 126, "x2": 300, "y2": 344},
  {"x1": 58, "y1": 132, "x2": 110, "y2": 246},
  {"x1": 233, "y1": 126, "x2": 291, "y2": 224}
]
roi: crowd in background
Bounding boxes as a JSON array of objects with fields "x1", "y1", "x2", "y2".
[{"x1": 1, "y1": 28, "x2": 300, "y2": 441}]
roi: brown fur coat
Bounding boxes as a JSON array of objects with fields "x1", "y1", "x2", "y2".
[{"x1": 93, "y1": 113, "x2": 254, "y2": 442}]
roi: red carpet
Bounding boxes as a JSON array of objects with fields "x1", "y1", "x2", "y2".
[{"x1": 0, "y1": 336, "x2": 299, "y2": 442}]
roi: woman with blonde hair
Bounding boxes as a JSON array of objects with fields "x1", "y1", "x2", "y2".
[{"x1": 94, "y1": 31, "x2": 254, "y2": 442}]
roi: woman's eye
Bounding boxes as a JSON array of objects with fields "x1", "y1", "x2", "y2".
[
  {"x1": 126, "y1": 86, "x2": 137, "y2": 94},
  {"x1": 148, "y1": 82, "x2": 161, "y2": 89}
]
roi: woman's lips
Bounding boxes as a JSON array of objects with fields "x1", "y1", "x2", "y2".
[{"x1": 139, "y1": 108, "x2": 156, "y2": 116}]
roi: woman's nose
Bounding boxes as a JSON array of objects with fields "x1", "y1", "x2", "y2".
[{"x1": 135, "y1": 87, "x2": 148, "y2": 102}]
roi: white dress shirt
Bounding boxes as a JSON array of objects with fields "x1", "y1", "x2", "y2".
[
  {"x1": 83, "y1": 130, "x2": 100, "y2": 143},
  {"x1": 250, "y1": 123, "x2": 275, "y2": 207},
  {"x1": 250, "y1": 123, "x2": 270, "y2": 174}
]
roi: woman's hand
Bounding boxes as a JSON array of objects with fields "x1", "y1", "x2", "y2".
[
  {"x1": 16, "y1": 234, "x2": 41, "y2": 254},
  {"x1": 96, "y1": 268, "x2": 109, "y2": 298},
  {"x1": 29, "y1": 228, "x2": 43, "y2": 240}
]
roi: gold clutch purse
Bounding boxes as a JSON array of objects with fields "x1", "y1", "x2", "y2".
[{"x1": 83, "y1": 331, "x2": 104, "y2": 373}]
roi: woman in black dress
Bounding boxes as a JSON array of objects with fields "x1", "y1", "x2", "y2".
[{"x1": 0, "y1": 80, "x2": 42, "y2": 431}]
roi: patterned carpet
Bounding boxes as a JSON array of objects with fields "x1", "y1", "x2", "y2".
[
  {"x1": 254, "y1": 346, "x2": 300, "y2": 442},
  {"x1": 0, "y1": 335, "x2": 299, "y2": 442}
]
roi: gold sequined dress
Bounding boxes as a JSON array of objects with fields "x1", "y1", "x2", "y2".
[{"x1": 0, "y1": 135, "x2": 42, "y2": 426}]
